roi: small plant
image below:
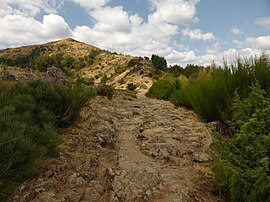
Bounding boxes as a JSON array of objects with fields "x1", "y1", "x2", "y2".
[
  {"x1": 127, "y1": 83, "x2": 137, "y2": 91},
  {"x1": 115, "y1": 66, "x2": 125, "y2": 74},
  {"x1": 96, "y1": 84, "x2": 114, "y2": 100},
  {"x1": 100, "y1": 74, "x2": 108, "y2": 84}
]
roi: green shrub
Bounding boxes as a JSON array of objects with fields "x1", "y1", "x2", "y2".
[
  {"x1": 0, "y1": 80, "x2": 94, "y2": 200},
  {"x1": 127, "y1": 83, "x2": 137, "y2": 91},
  {"x1": 146, "y1": 75, "x2": 177, "y2": 100},
  {"x1": 115, "y1": 66, "x2": 125, "y2": 74},
  {"x1": 176, "y1": 68, "x2": 233, "y2": 121},
  {"x1": 127, "y1": 58, "x2": 142, "y2": 67},
  {"x1": 100, "y1": 74, "x2": 108, "y2": 84},
  {"x1": 96, "y1": 84, "x2": 114, "y2": 100},
  {"x1": 211, "y1": 83, "x2": 270, "y2": 201}
]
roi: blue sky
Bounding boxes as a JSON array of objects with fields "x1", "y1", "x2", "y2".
[{"x1": 0, "y1": 0, "x2": 269, "y2": 66}]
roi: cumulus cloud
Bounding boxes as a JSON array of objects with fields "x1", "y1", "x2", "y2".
[
  {"x1": 182, "y1": 28, "x2": 215, "y2": 41},
  {"x1": 0, "y1": 14, "x2": 71, "y2": 48},
  {"x1": 246, "y1": 35, "x2": 270, "y2": 50},
  {"x1": 255, "y1": 17, "x2": 270, "y2": 28},
  {"x1": 148, "y1": 0, "x2": 200, "y2": 25},
  {"x1": 90, "y1": 6, "x2": 131, "y2": 33},
  {"x1": 230, "y1": 27, "x2": 243, "y2": 35}
]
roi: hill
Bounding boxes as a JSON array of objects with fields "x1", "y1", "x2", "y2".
[{"x1": 0, "y1": 38, "x2": 154, "y2": 94}]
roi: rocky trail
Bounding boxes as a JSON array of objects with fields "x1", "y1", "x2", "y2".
[{"x1": 10, "y1": 94, "x2": 214, "y2": 202}]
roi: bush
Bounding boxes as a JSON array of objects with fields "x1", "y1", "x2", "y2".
[
  {"x1": 154, "y1": 55, "x2": 270, "y2": 122},
  {"x1": 127, "y1": 58, "x2": 142, "y2": 67},
  {"x1": 127, "y1": 83, "x2": 137, "y2": 91},
  {"x1": 96, "y1": 84, "x2": 114, "y2": 100},
  {"x1": 115, "y1": 66, "x2": 125, "y2": 74},
  {"x1": 211, "y1": 83, "x2": 270, "y2": 201},
  {"x1": 146, "y1": 75, "x2": 177, "y2": 100},
  {"x1": 0, "y1": 80, "x2": 94, "y2": 200}
]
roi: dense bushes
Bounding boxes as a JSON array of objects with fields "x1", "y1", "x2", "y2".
[
  {"x1": 147, "y1": 55, "x2": 270, "y2": 122},
  {"x1": 146, "y1": 75, "x2": 178, "y2": 100},
  {"x1": 34, "y1": 53, "x2": 85, "y2": 71},
  {"x1": 212, "y1": 83, "x2": 270, "y2": 201},
  {"x1": 0, "y1": 80, "x2": 94, "y2": 200}
]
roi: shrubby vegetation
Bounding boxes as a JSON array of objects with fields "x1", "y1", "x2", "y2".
[
  {"x1": 147, "y1": 55, "x2": 270, "y2": 201},
  {"x1": 146, "y1": 75, "x2": 179, "y2": 100},
  {"x1": 0, "y1": 80, "x2": 95, "y2": 200},
  {"x1": 96, "y1": 84, "x2": 114, "y2": 100},
  {"x1": 151, "y1": 54, "x2": 167, "y2": 71},
  {"x1": 212, "y1": 83, "x2": 270, "y2": 201},
  {"x1": 0, "y1": 47, "x2": 41, "y2": 68},
  {"x1": 127, "y1": 83, "x2": 137, "y2": 91}
]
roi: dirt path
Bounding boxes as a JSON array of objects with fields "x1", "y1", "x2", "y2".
[{"x1": 10, "y1": 95, "x2": 214, "y2": 202}]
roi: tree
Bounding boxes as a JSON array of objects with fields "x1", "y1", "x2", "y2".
[{"x1": 151, "y1": 54, "x2": 167, "y2": 70}]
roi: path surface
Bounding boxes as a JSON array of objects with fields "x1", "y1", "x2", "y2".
[{"x1": 10, "y1": 95, "x2": 214, "y2": 202}]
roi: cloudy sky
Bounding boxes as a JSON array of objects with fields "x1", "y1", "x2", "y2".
[{"x1": 0, "y1": 0, "x2": 269, "y2": 66}]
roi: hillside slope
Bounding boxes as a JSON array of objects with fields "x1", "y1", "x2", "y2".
[
  {"x1": 0, "y1": 38, "x2": 154, "y2": 94},
  {"x1": 9, "y1": 94, "x2": 214, "y2": 202}
]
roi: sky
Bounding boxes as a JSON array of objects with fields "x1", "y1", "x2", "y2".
[{"x1": 0, "y1": 0, "x2": 269, "y2": 66}]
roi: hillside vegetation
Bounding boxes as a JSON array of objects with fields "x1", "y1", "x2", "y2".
[
  {"x1": 147, "y1": 55, "x2": 270, "y2": 201},
  {"x1": 0, "y1": 38, "x2": 154, "y2": 94}
]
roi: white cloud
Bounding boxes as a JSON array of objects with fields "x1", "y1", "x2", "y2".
[
  {"x1": 255, "y1": 17, "x2": 270, "y2": 28},
  {"x1": 148, "y1": 0, "x2": 200, "y2": 25},
  {"x1": 232, "y1": 39, "x2": 242, "y2": 48},
  {"x1": 182, "y1": 28, "x2": 215, "y2": 41},
  {"x1": 69, "y1": 0, "x2": 110, "y2": 10},
  {"x1": 230, "y1": 27, "x2": 243, "y2": 35},
  {"x1": 246, "y1": 35, "x2": 270, "y2": 50},
  {"x1": 0, "y1": 14, "x2": 71, "y2": 48},
  {"x1": 90, "y1": 6, "x2": 131, "y2": 33},
  {"x1": 0, "y1": 0, "x2": 63, "y2": 17},
  {"x1": 206, "y1": 42, "x2": 220, "y2": 54}
]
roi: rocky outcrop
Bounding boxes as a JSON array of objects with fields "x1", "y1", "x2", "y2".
[{"x1": 10, "y1": 95, "x2": 213, "y2": 202}]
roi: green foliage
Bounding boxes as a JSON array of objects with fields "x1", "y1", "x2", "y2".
[
  {"x1": 146, "y1": 75, "x2": 177, "y2": 100},
  {"x1": 148, "y1": 55, "x2": 270, "y2": 122},
  {"x1": 0, "y1": 47, "x2": 41, "y2": 68},
  {"x1": 0, "y1": 80, "x2": 94, "y2": 200},
  {"x1": 86, "y1": 50, "x2": 100, "y2": 66},
  {"x1": 127, "y1": 83, "x2": 137, "y2": 91},
  {"x1": 211, "y1": 83, "x2": 270, "y2": 201},
  {"x1": 115, "y1": 66, "x2": 125, "y2": 74},
  {"x1": 100, "y1": 74, "x2": 108, "y2": 84},
  {"x1": 176, "y1": 68, "x2": 233, "y2": 121},
  {"x1": 127, "y1": 57, "x2": 142, "y2": 67},
  {"x1": 34, "y1": 53, "x2": 83, "y2": 71},
  {"x1": 151, "y1": 54, "x2": 167, "y2": 71},
  {"x1": 167, "y1": 64, "x2": 203, "y2": 77},
  {"x1": 96, "y1": 84, "x2": 114, "y2": 100}
]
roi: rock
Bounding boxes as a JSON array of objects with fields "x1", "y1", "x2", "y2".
[
  {"x1": 46, "y1": 66, "x2": 66, "y2": 79},
  {"x1": 193, "y1": 152, "x2": 212, "y2": 162}
]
